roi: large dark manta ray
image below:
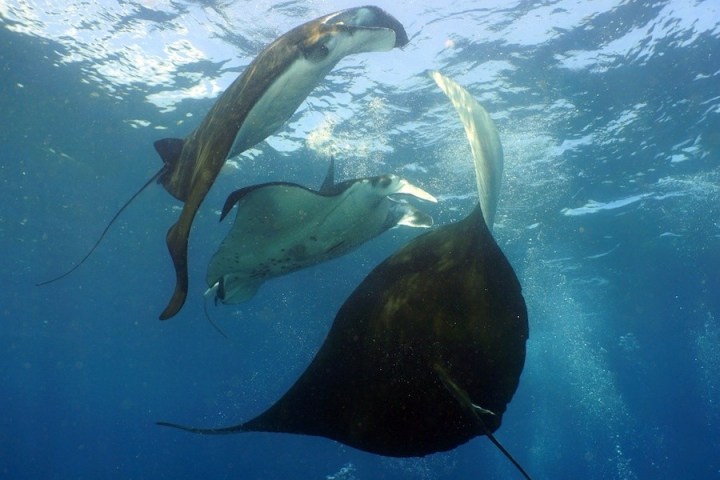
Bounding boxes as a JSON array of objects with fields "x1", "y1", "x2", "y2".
[
  {"x1": 158, "y1": 72, "x2": 533, "y2": 479},
  {"x1": 37, "y1": 6, "x2": 409, "y2": 320}
]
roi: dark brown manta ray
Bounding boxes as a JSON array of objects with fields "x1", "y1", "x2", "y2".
[
  {"x1": 160, "y1": 206, "x2": 528, "y2": 457},
  {"x1": 158, "y1": 73, "x2": 532, "y2": 479},
  {"x1": 37, "y1": 6, "x2": 409, "y2": 320}
]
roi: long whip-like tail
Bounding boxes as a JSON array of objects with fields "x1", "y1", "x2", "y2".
[
  {"x1": 36, "y1": 168, "x2": 164, "y2": 286},
  {"x1": 203, "y1": 283, "x2": 229, "y2": 339},
  {"x1": 478, "y1": 418, "x2": 534, "y2": 480},
  {"x1": 435, "y1": 364, "x2": 534, "y2": 480},
  {"x1": 156, "y1": 421, "x2": 243, "y2": 435}
]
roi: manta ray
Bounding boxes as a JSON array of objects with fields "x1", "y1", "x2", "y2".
[
  {"x1": 205, "y1": 157, "x2": 437, "y2": 304},
  {"x1": 37, "y1": 6, "x2": 409, "y2": 320},
  {"x1": 158, "y1": 72, "x2": 532, "y2": 480}
]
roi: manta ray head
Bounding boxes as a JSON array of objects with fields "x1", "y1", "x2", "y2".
[
  {"x1": 324, "y1": 6, "x2": 409, "y2": 47},
  {"x1": 363, "y1": 175, "x2": 438, "y2": 203},
  {"x1": 298, "y1": 6, "x2": 409, "y2": 64}
]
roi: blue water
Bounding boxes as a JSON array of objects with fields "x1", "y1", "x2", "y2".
[{"x1": 2, "y1": 1, "x2": 719, "y2": 479}]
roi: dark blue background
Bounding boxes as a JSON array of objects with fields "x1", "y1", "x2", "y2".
[{"x1": 2, "y1": 2, "x2": 719, "y2": 479}]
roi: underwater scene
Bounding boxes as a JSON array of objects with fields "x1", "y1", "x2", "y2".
[{"x1": 1, "y1": 1, "x2": 719, "y2": 479}]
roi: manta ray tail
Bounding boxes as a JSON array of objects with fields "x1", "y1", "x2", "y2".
[
  {"x1": 156, "y1": 421, "x2": 245, "y2": 435},
  {"x1": 36, "y1": 168, "x2": 165, "y2": 286},
  {"x1": 435, "y1": 364, "x2": 534, "y2": 480},
  {"x1": 481, "y1": 427, "x2": 534, "y2": 480}
]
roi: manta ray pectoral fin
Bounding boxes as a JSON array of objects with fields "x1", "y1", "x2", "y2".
[
  {"x1": 219, "y1": 181, "x2": 304, "y2": 221},
  {"x1": 391, "y1": 202, "x2": 433, "y2": 228},
  {"x1": 159, "y1": 221, "x2": 190, "y2": 320},
  {"x1": 434, "y1": 364, "x2": 534, "y2": 480},
  {"x1": 219, "y1": 189, "x2": 246, "y2": 222},
  {"x1": 394, "y1": 179, "x2": 438, "y2": 203},
  {"x1": 319, "y1": 157, "x2": 336, "y2": 193},
  {"x1": 429, "y1": 71, "x2": 503, "y2": 230}
]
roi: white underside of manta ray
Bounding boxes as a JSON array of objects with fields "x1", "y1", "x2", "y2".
[{"x1": 205, "y1": 159, "x2": 437, "y2": 304}]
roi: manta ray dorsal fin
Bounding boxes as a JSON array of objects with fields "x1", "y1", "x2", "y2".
[
  {"x1": 434, "y1": 364, "x2": 534, "y2": 480},
  {"x1": 154, "y1": 138, "x2": 184, "y2": 171},
  {"x1": 319, "y1": 157, "x2": 336, "y2": 193}
]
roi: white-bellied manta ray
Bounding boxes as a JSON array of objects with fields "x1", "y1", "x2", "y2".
[
  {"x1": 37, "y1": 6, "x2": 409, "y2": 320},
  {"x1": 158, "y1": 72, "x2": 533, "y2": 480},
  {"x1": 205, "y1": 157, "x2": 437, "y2": 304}
]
